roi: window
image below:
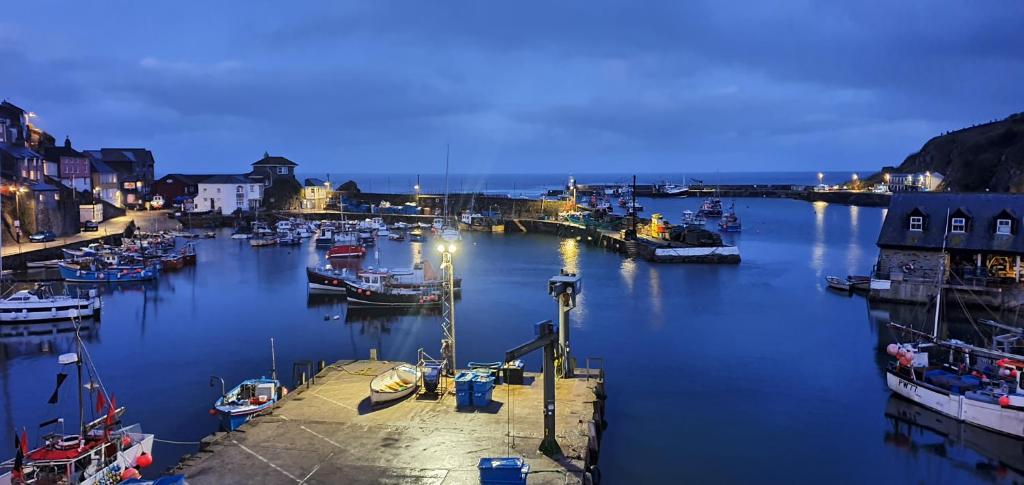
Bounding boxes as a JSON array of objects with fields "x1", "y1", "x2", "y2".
[
  {"x1": 216, "y1": 188, "x2": 221, "y2": 193},
  {"x1": 909, "y1": 216, "x2": 923, "y2": 232},
  {"x1": 277, "y1": 166, "x2": 287, "y2": 175},
  {"x1": 997, "y1": 219, "x2": 1012, "y2": 235},
  {"x1": 236, "y1": 185, "x2": 244, "y2": 193},
  {"x1": 951, "y1": 217, "x2": 966, "y2": 233}
]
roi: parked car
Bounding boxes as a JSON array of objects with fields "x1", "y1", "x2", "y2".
[
  {"x1": 28, "y1": 231, "x2": 57, "y2": 243},
  {"x1": 82, "y1": 220, "x2": 99, "y2": 232}
]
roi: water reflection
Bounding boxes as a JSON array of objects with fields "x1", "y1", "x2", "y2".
[
  {"x1": 811, "y1": 201, "x2": 827, "y2": 274},
  {"x1": 648, "y1": 267, "x2": 662, "y2": 325},
  {"x1": 848, "y1": 205, "x2": 862, "y2": 275},
  {"x1": 620, "y1": 258, "x2": 637, "y2": 295},
  {"x1": 885, "y1": 395, "x2": 1024, "y2": 482},
  {"x1": 559, "y1": 238, "x2": 580, "y2": 274}
]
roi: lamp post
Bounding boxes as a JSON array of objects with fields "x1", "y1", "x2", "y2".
[
  {"x1": 437, "y1": 242, "x2": 457, "y2": 376},
  {"x1": 817, "y1": 172, "x2": 824, "y2": 186},
  {"x1": 851, "y1": 173, "x2": 859, "y2": 190}
]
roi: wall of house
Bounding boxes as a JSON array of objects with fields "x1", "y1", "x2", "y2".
[
  {"x1": 197, "y1": 183, "x2": 262, "y2": 215},
  {"x1": 875, "y1": 247, "x2": 948, "y2": 282}
]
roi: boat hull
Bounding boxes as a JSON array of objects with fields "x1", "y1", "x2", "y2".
[
  {"x1": 886, "y1": 369, "x2": 1024, "y2": 438},
  {"x1": 343, "y1": 280, "x2": 441, "y2": 307},
  {"x1": 306, "y1": 268, "x2": 349, "y2": 293},
  {"x1": 370, "y1": 365, "x2": 420, "y2": 405},
  {"x1": 59, "y1": 264, "x2": 158, "y2": 283}
]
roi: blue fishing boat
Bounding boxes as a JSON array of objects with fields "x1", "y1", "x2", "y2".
[
  {"x1": 212, "y1": 377, "x2": 281, "y2": 431},
  {"x1": 211, "y1": 338, "x2": 283, "y2": 431},
  {"x1": 58, "y1": 262, "x2": 159, "y2": 282}
]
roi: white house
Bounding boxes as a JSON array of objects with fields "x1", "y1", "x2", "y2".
[{"x1": 195, "y1": 175, "x2": 263, "y2": 215}]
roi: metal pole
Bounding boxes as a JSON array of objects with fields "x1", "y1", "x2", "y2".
[
  {"x1": 558, "y1": 293, "x2": 571, "y2": 377},
  {"x1": 270, "y1": 337, "x2": 277, "y2": 381},
  {"x1": 539, "y1": 339, "x2": 561, "y2": 457},
  {"x1": 449, "y1": 253, "x2": 456, "y2": 374}
]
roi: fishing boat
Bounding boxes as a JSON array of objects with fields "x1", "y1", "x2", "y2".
[
  {"x1": 343, "y1": 270, "x2": 442, "y2": 307},
  {"x1": 440, "y1": 228, "x2": 461, "y2": 242},
  {"x1": 326, "y1": 244, "x2": 366, "y2": 260},
  {"x1": 680, "y1": 210, "x2": 707, "y2": 228},
  {"x1": 58, "y1": 262, "x2": 158, "y2": 283},
  {"x1": 387, "y1": 232, "x2": 405, "y2": 241},
  {"x1": 409, "y1": 228, "x2": 425, "y2": 242},
  {"x1": 0, "y1": 323, "x2": 155, "y2": 484},
  {"x1": 0, "y1": 284, "x2": 101, "y2": 323},
  {"x1": 657, "y1": 181, "x2": 690, "y2": 197},
  {"x1": 825, "y1": 275, "x2": 851, "y2": 292},
  {"x1": 211, "y1": 340, "x2": 283, "y2": 431},
  {"x1": 431, "y1": 218, "x2": 444, "y2": 231},
  {"x1": 249, "y1": 236, "x2": 277, "y2": 247},
  {"x1": 370, "y1": 364, "x2": 420, "y2": 405},
  {"x1": 458, "y1": 211, "x2": 492, "y2": 232},
  {"x1": 277, "y1": 235, "x2": 301, "y2": 246},
  {"x1": 306, "y1": 265, "x2": 353, "y2": 293},
  {"x1": 161, "y1": 253, "x2": 185, "y2": 271},
  {"x1": 697, "y1": 196, "x2": 723, "y2": 218},
  {"x1": 230, "y1": 230, "x2": 251, "y2": 239},
  {"x1": 717, "y1": 203, "x2": 742, "y2": 232},
  {"x1": 314, "y1": 228, "x2": 334, "y2": 248}
]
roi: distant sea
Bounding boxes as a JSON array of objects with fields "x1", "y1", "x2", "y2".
[{"x1": 297, "y1": 171, "x2": 861, "y2": 197}]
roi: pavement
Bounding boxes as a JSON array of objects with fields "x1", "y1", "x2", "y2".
[
  {"x1": 1, "y1": 210, "x2": 180, "y2": 257},
  {"x1": 176, "y1": 360, "x2": 605, "y2": 484}
]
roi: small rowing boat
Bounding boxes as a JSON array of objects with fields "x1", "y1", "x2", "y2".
[
  {"x1": 369, "y1": 364, "x2": 420, "y2": 405},
  {"x1": 825, "y1": 275, "x2": 850, "y2": 292}
]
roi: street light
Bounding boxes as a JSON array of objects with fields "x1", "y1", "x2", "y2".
[
  {"x1": 817, "y1": 172, "x2": 824, "y2": 185},
  {"x1": 437, "y1": 242, "x2": 458, "y2": 375}
]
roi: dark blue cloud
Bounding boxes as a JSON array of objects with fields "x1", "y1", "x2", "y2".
[{"x1": 1, "y1": 1, "x2": 1021, "y2": 173}]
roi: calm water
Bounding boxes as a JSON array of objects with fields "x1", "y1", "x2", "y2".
[{"x1": 1, "y1": 197, "x2": 1021, "y2": 483}]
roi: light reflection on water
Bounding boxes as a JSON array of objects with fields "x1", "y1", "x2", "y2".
[
  {"x1": 848, "y1": 205, "x2": 862, "y2": 275},
  {"x1": 811, "y1": 201, "x2": 827, "y2": 275},
  {"x1": 619, "y1": 258, "x2": 636, "y2": 295}
]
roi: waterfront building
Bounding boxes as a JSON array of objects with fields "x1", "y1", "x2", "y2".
[
  {"x1": 301, "y1": 177, "x2": 330, "y2": 210},
  {"x1": 90, "y1": 159, "x2": 121, "y2": 207},
  {"x1": 885, "y1": 171, "x2": 943, "y2": 192},
  {"x1": 871, "y1": 192, "x2": 1024, "y2": 308},
  {"x1": 41, "y1": 137, "x2": 93, "y2": 193},
  {"x1": 153, "y1": 173, "x2": 208, "y2": 209},
  {"x1": 248, "y1": 152, "x2": 297, "y2": 187},
  {"x1": 84, "y1": 148, "x2": 156, "y2": 208},
  {"x1": 195, "y1": 175, "x2": 264, "y2": 215}
]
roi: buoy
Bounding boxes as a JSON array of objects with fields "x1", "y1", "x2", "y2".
[
  {"x1": 136, "y1": 451, "x2": 153, "y2": 468},
  {"x1": 121, "y1": 435, "x2": 133, "y2": 448},
  {"x1": 121, "y1": 468, "x2": 141, "y2": 480},
  {"x1": 886, "y1": 344, "x2": 899, "y2": 356},
  {"x1": 208, "y1": 408, "x2": 218, "y2": 415},
  {"x1": 1000, "y1": 395, "x2": 1011, "y2": 407}
]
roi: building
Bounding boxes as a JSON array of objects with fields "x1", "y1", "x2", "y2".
[
  {"x1": 885, "y1": 171, "x2": 944, "y2": 192},
  {"x1": 152, "y1": 174, "x2": 210, "y2": 208},
  {"x1": 302, "y1": 178, "x2": 330, "y2": 210},
  {"x1": 248, "y1": 152, "x2": 297, "y2": 187},
  {"x1": 41, "y1": 137, "x2": 92, "y2": 193},
  {"x1": 84, "y1": 148, "x2": 156, "y2": 208},
  {"x1": 871, "y1": 192, "x2": 1024, "y2": 308},
  {"x1": 90, "y1": 159, "x2": 121, "y2": 207},
  {"x1": 0, "y1": 143, "x2": 44, "y2": 183},
  {"x1": 195, "y1": 175, "x2": 264, "y2": 215}
]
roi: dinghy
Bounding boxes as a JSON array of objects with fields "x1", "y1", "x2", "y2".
[
  {"x1": 370, "y1": 364, "x2": 420, "y2": 405},
  {"x1": 825, "y1": 275, "x2": 850, "y2": 292}
]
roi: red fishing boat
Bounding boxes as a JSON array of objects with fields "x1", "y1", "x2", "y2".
[{"x1": 326, "y1": 244, "x2": 366, "y2": 260}]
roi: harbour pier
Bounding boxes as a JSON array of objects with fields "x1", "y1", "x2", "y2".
[{"x1": 172, "y1": 359, "x2": 607, "y2": 484}]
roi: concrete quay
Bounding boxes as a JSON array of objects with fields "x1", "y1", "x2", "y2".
[{"x1": 172, "y1": 359, "x2": 607, "y2": 484}]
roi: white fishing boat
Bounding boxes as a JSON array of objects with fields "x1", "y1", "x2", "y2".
[
  {"x1": 369, "y1": 364, "x2": 420, "y2": 405},
  {"x1": 0, "y1": 284, "x2": 102, "y2": 323},
  {"x1": 440, "y1": 227, "x2": 461, "y2": 242},
  {"x1": 825, "y1": 275, "x2": 850, "y2": 292}
]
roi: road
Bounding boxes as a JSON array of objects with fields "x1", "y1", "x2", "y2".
[{"x1": 1, "y1": 210, "x2": 180, "y2": 257}]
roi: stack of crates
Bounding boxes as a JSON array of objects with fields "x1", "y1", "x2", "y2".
[
  {"x1": 454, "y1": 372, "x2": 475, "y2": 408},
  {"x1": 478, "y1": 457, "x2": 529, "y2": 484},
  {"x1": 472, "y1": 375, "x2": 496, "y2": 408}
]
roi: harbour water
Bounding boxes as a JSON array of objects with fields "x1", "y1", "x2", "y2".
[{"x1": 1, "y1": 196, "x2": 1021, "y2": 482}]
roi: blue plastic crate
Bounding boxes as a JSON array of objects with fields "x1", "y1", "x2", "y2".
[
  {"x1": 478, "y1": 457, "x2": 529, "y2": 484},
  {"x1": 472, "y1": 387, "x2": 494, "y2": 407},
  {"x1": 455, "y1": 389, "x2": 473, "y2": 408}
]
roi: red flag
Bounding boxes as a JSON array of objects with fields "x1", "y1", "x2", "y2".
[
  {"x1": 96, "y1": 392, "x2": 106, "y2": 414},
  {"x1": 19, "y1": 430, "x2": 28, "y2": 455},
  {"x1": 105, "y1": 395, "x2": 117, "y2": 426}
]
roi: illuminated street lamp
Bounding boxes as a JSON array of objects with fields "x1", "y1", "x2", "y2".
[{"x1": 817, "y1": 172, "x2": 824, "y2": 185}]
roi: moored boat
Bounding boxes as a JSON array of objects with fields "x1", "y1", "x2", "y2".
[
  {"x1": 343, "y1": 270, "x2": 442, "y2": 307},
  {"x1": 0, "y1": 284, "x2": 101, "y2": 323},
  {"x1": 326, "y1": 244, "x2": 366, "y2": 260},
  {"x1": 212, "y1": 377, "x2": 281, "y2": 431},
  {"x1": 58, "y1": 262, "x2": 158, "y2": 283},
  {"x1": 249, "y1": 236, "x2": 277, "y2": 247},
  {"x1": 306, "y1": 265, "x2": 352, "y2": 293},
  {"x1": 409, "y1": 228, "x2": 425, "y2": 242},
  {"x1": 825, "y1": 275, "x2": 850, "y2": 292},
  {"x1": 370, "y1": 364, "x2": 420, "y2": 405}
]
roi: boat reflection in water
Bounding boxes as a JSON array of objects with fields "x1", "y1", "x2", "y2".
[
  {"x1": 0, "y1": 320, "x2": 99, "y2": 359},
  {"x1": 885, "y1": 395, "x2": 1024, "y2": 482}
]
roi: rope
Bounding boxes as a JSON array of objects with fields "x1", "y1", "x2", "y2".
[{"x1": 153, "y1": 438, "x2": 202, "y2": 445}]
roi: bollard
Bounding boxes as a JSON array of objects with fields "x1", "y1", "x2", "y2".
[
  {"x1": 369, "y1": 348, "x2": 378, "y2": 361},
  {"x1": 318, "y1": 360, "x2": 326, "y2": 372}
]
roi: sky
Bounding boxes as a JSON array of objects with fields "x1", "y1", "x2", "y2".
[{"x1": 2, "y1": 1, "x2": 1022, "y2": 174}]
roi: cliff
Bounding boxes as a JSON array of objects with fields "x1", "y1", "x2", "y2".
[{"x1": 867, "y1": 112, "x2": 1024, "y2": 192}]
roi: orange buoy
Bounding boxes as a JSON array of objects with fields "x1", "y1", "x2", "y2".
[
  {"x1": 136, "y1": 451, "x2": 153, "y2": 468},
  {"x1": 121, "y1": 468, "x2": 141, "y2": 480},
  {"x1": 1000, "y1": 395, "x2": 1011, "y2": 407},
  {"x1": 121, "y1": 435, "x2": 133, "y2": 448}
]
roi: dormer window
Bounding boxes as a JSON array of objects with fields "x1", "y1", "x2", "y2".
[
  {"x1": 909, "y1": 216, "x2": 923, "y2": 232},
  {"x1": 277, "y1": 166, "x2": 287, "y2": 175},
  {"x1": 997, "y1": 219, "x2": 1012, "y2": 235},
  {"x1": 951, "y1": 217, "x2": 966, "y2": 233}
]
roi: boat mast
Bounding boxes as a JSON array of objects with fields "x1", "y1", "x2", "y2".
[
  {"x1": 270, "y1": 337, "x2": 277, "y2": 381},
  {"x1": 933, "y1": 208, "x2": 950, "y2": 339},
  {"x1": 444, "y1": 144, "x2": 450, "y2": 226},
  {"x1": 76, "y1": 324, "x2": 85, "y2": 448}
]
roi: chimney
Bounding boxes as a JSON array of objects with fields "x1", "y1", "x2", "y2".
[{"x1": 64, "y1": 136, "x2": 72, "y2": 149}]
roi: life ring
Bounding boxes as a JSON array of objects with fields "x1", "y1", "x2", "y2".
[{"x1": 902, "y1": 263, "x2": 914, "y2": 273}]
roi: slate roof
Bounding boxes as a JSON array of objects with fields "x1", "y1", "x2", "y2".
[
  {"x1": 90, "y1": 159, "x2": 117, "y2": 173},
  {"x1": 199, "y1": 174, "x2": 255, "y2": 184},
  {"x1": 86, "y1": 148, "x2": 155, "y2": 164},
  {"x1": 0, "y1": 143, "x2": 42, "y2": 159},
  {"x1": 40, "y1": 145, "x2": 87, "y2": 162},
  {"x1": 304, "y1": 178, "x2": 327, "y2": 187},
  {"x1": 252, "y1": 154, "x2": 297, "y2": 167},
  {"x1": 878, "y1": 192, "x2": 1024, "y2": 254}
]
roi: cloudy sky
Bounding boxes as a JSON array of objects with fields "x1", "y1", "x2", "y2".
[{"x1": 2, "y1": 1, "x2": 1022, "y2": 174}]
